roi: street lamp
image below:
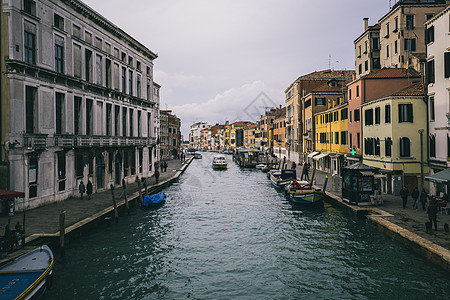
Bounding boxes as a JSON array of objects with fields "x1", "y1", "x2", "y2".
[{"x1": 418, "y1": 129, "x2": 424, "y2": 190}]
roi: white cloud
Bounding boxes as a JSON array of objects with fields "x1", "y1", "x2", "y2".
[{"x1": 170, "y1": 81, "x2": 284, "y2": 137}]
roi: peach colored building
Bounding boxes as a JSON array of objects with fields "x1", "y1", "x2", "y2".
[
  {"x1": 347, "y1": 68, "x2": 421, "y2": 165},
  {"x1": 273, "y1": 108, "x2": 286, "y2": 159}
]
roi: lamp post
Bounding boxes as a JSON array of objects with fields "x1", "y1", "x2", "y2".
[{"x1": 418, "y1": 129, "x2": 424, "y2": 190}]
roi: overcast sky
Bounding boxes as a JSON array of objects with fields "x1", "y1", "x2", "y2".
[{"x1": 82, "y1": 0, "x2": 390, "y2": 137}]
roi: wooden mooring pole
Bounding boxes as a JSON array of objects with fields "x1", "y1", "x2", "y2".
[
  {"x1": 59, "y1": 211, "x2": 66, "y2": 258},
  {"x1": 137, "y1": 178, "x2": 143, "y2": 206},
  {"x1": 110, "y1": 184, "x2": 119, "y2": 224}
]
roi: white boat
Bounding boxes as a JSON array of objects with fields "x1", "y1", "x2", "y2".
[
  {"x1": 255, "y1": 164, "x2": 266, "y2": 170},
  {"x1": 212, "y1": 156, "x2": 228, "y2": 169}
]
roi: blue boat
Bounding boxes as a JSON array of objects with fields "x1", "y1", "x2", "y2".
[
  {"x1": 0, "y1": 245, "x2": 54, "y2": 300},
  {"x1": 142, "y1": 192, "x2": 166, "y2": 208}
]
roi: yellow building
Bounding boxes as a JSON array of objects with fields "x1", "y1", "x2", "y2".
[
  {"x1": 244, "y1": 124, "x2": 257, "y2": 148},
  {"x1": 314, "y1": 100, "x2": 349, "y2": 174},
  {"x1": 361, "y1": 83, "x2": 428, "y2": 194}
]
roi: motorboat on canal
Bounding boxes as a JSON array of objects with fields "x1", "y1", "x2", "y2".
[
  {"x1": 142, "y1": 192, "x2": 166, "y2": 208},
  {"x1": 0, "y1": 245, "x2": 54, "y2": 300},
  {"x1": 212, "y1": 156, "x2": 228, "y2": 170},
  {"x1": 269, "y1": 169, "x2": 297, "y2": 189},
  {"x1": 284, "y1": 180, "x2": 325, "y2": 205}
]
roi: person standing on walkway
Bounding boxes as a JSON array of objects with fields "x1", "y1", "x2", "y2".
[
  {"x1": 155, "y1": 169, "x2": 160, "y2": 183},
  {"x1": 301, "y1": 163, "x2": 309, "y2": 181},
  {"x1": 427, "y1": 198, "x2": 438, "y2": 231},
  {"x1": 291, "y1": 161, "x2": 296, "y2": 170},
  {"x1": 400, "y1": 186, "x2": 409, "y2": 209},
  {"x1": 79, "y1": 180, "x2": 85, "y2": 200},
  {"x1": 164, "y1": 161, "x2": 168, "y2": 172},
  {"x1": 160, "y1": 162, "x2": 164, "y2": 173},
  {"x1": 411, "y1": 187, "x2": 419, "y2": 210},
  {"x1": 420, "y1": 189, "x2": 428, "y2": 211},
  {"x1": 87, "y1": 179, "x2": 93, "y2": 200}
]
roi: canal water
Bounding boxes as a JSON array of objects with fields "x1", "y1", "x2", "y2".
[{"x1": 46, "y1": 152, "x2": 449, "y2": 299}]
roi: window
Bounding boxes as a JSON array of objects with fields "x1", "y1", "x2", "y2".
[
  {"x1": 86, "y1": 99, "x2": 93, "y2": 135},
  {"x1": 113, "y1": 63, "x2": 119, "y2": 90},
  {"x1": 375, "y1": 138, "x2": 380, "y2": 156},
  {"x1": 85, "y1": 32, "x2": 92, "y2": 44},
  {"x1": 334, "y1": 132, "x2": 339, "y2": 144},
  {"x1": 137, "y1": 61, "x2": 141, "y2": 71},
  {"x1": 444, "y1": 52, "x2": 450, "y2": 78},
  {"x1": 354, "y1": 109, "x2": 360, "y2": 122},
  {"x1": 334, "y1": 111, "x2": 338, "y2": 122},
  {"x1": 106, "y1": 103, "x2": 112, "y2": 136},
  {"x1": 364, "y1": 138, "x2": 374, "y2": 155},
  {"x1": 350, "y1": 133, "x2": 353, "y2": 148},
  {"x1": 385, "y1": 137, "x2": 392, "y2": 157},
  {"x1": 122, "y1": 107, "x2": 127, "y2": 136},
  {"x1": 356, "y1": 85, "x2": 360, "y2": 98},
  {"x1": 74, "y1": 96, "x2": 82, "y2": 135},
  {"x1": 404, "y1": 38, "x2": 416, "y2": 52},
  {"x1": 375, "y1": 107, "x2": 380, "y2": 125},
  {"x1": 372, "y1": 37, "x2": 380, "y2": 50},
  {"x1": 128, "y1": 56, "x2": 133, "y2": 67},
  {"x1": 426, "y1": 60, "x2": 435, "y2": 84},
  {"x1": 358, "y1": 45, "x2": 361, "y2": 57},
  {"x1": 54, "y1": 36, "x2": 64, "y2": 73},
  {"x1": 29, "y1": 157, "x2": 38, "y2": 198},
  {"x1": 400, "y1": 137, "x2": 411, "y2": 157},
  {"x1": 114, "y1": 106, "x2": 120, "y2": 136},
  {"x1": 426, "y1": 26, "x2": 435, "y2": 44},
  {"x1": 95, "y1": 54, "x2": 102, "y2": 85},
  {"x1": 55, "y1": 92, "x2": 65, "y2": 134},
  {"x1": 341, "y1": 108, "x2": 348, "y2": 120},
  {"x1": 385, "y1": 104, "x2": 391, "y2": 123},
  {"x1": 426, "y1": 14, "x2": 434, "y2": 21},
  {"x1": 95, "y1": 37, "x2": 102, "y2": 49},
  {"x1": 73, "y1": 44, "x2": 82, "y2": 78},
  {"x1": 147, "y1": 80, "x2": 151, "y2": 100},
  {"x1": 129, "y1": 70, "x2": 133, "y2": 96},
  {"x1": 105, "y1": 42, "x2": 111, "y2": 54},
  {"x1": 24, "y1": 0, "x2": 36, "y2": 15},
  {"x1": 365, "y1": 108, "x2": 373, "y2": 126},
  {"x1": 349, "y1": 89, "x2": 352, "y2": 100},
  {"x1": 394, "y1": 41, "x2": 398, "y2": 54},
  {"x1": 73, "y1": 24, "x2": 81, "y2": 38},
  {"x1": 96, "y1": 102, "x2": 103, "y2": 136},
  {"x1": 386, "y1": 44, "x2": 390, "y2": 58},
  {"x1": 138, "y1": 111, "x2": 142, "y2": 136},
  {"x1": 365, "y1": 60, "x2": 368, "y2": 72},
  {"x1": 429, "y1": 96, "x2": 435, "y2": 121},
  {"x1": 121, "y1": 52, "x2": 126, "y2": 62},
  {"x1": 364, "y1": 41, "x2": 368, "y2": 53},
  {"x1": 24, "y1": 30, "x2": 36, "y2": 64},
  {"x1": 399, "y1": 104, "x2": 413, "y2": 123},
  {"x1": 373, "y1": 58, "x2": 381, "y2": 69},
  {"x1": 122, "y1": 67, "x2": 127, "y2": 93},
  {"x1": 386, "y1": 23, "x2": 390, "y2": 36},
  {"x1": 57, "y1": 152, "x2": 66, "y2": 191},
  {"x1": 85, "y1": 49, "x2": 93, "y2": 82},
  {"x1": 26, "y1": 86, "x2": 37, "y2": 134},
  {"x1": 106, "y1": 59, "x2": 111, "y2": 88},
  {"x1": 430, "y1": 135, "x2": 436, "y2": 157},
  {"x1": 341, "y1": 131, "x2": 347, "y2": 145},
  {"x1": 54, "y1": 14, "x2": 64, "y2": 31},
  {"x1": 129, "y1": 109, "x2": 134, "y2": 137},
  {"x1": 137, "y1": 75, "x2": 141, "y2": 98},
  {"x1": 146, "y1": 66, "x2": 151, "y2": 75},
  {"x1": 357, "y1": 132, "x2": 360, "y2": 149},
  {"x1": 406, "y1": 14, "x2": 414, "y2": 29},
  {"x1": 359, "y1": 64, "x2": 362, "y2": 74},
  {"x1": 315, "y1": 97, "x2": 326, "y2": 106},
  {"x1": 394, "y1": 17, "x2": 398, "y2": 31},
  {"x1": 349, "y1": 110, "x2": 352, "y2": 122}
]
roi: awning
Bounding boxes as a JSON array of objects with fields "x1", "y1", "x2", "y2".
[
  {"x1": 0, "y1": 190, "x2": 25, "y2": 200},
  {"x1": 313, "y1": 152, "x2": 330, "y2": 160},
  {"x1": 307, "y1": 151, "x2": 320, "y2": 158},
  {"x1": 425, "y1": 168, "x2": 450, "y2": 184}
]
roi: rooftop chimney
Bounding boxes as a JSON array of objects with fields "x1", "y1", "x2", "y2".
[{"x1": 363, "y1": 18, "x2": 369, "y2": 32}]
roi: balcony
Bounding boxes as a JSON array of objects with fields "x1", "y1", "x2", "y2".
[{"x1": 24, "y1": 134, "x2": 49, "y2": 150}]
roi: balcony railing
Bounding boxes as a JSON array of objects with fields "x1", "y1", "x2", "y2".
[{"x1": 24, "y1": 134, "x2": 49, "y2": 150}]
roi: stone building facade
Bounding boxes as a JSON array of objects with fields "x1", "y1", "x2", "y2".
[
  {"x1": 160, "y1": 110, "x2": 181, "y2": 159},
  {"x1": 0, "y1": 0, "x2": 160, "y2": 209}
]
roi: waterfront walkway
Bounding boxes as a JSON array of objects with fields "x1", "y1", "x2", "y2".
[
  {"x1": 308, "y1": 168, "x2": 450, "y2": 251},
  {"x1": 0, "y1": 158, "x2": 191, "y2": 244}
]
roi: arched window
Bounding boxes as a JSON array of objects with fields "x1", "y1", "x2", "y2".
[{"x1": 400, "y1": 137, "x2": 410, "y2": 157}]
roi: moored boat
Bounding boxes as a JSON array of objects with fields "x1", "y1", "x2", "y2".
[
  {"x1": 212, "y1": 156, "x2": 228, "y2": 170},
  {"x1": 194, "y1": 152, "x2": 202, "y2": 159},
  {"x1": 255, "y1": 164, "x2": 266, "y2": 170},
  {"x1": 285, "y1": 180, "x2": 325, "y2": 204},
  {"x1": 0, "y1": 245, "x2": 54, "y2": 300},
  {"x1": 142, "y1": 192, "x2": 166, "y2": 208},
  {"x1": 269, "y1": 169, "x2": 296, "y2": 189}
]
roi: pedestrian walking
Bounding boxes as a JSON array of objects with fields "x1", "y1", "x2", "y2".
[
  {"x1": 411, "y1": 187, "x2": 419, "y2": 210},
  {"x1": 155, "y1": 169, "x2": 160, "y2": 183},
  {"x1": 160, "y1": 162, "x2": 164, "y2": 173},
  {"x1": 291, "y1": 161, "x2": 296, "y2": 170},
  {"x1": 164, "y1": 161, "x2": 168, "y2": 172},
  {"x1": 427, "y1": 198, "x2": 438, "y2": 231},
  {"x1": 301, "y1": 163, "x2": 309, "y2": 181},
  {"x1": 400, "y1": 186, "x2": 409, "y2": 209},
  {"x1": 420, "y1": 189, "x2": 427, "y2": 211},
  {"x1": 87, "y1": 179, "x2": 93, "y2": 200},
  {"x1": 79, "y1": 180, "x2": 85, "y2": 200}
]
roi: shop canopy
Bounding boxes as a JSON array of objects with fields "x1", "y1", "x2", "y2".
[
  {"x1": 307, "y1": 151, "x2": 320, "y2": 158},
  {"x1": 313, "y1": 152, "x2": 330, "y2": 160},
  {"x1": 0, "y1": 190, "x2": 25, "y2": 200},
  {"x1": 425, "y1": 168, "x2": 450, "y2": 184}
]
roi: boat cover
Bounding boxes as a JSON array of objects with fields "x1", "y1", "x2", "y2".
[
  {"x1": 0, "y1": 272, "x2": 42, "y2": 299},
  {"x1": 142, "y1": 192, "x2": 166, "y2": 207}
]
